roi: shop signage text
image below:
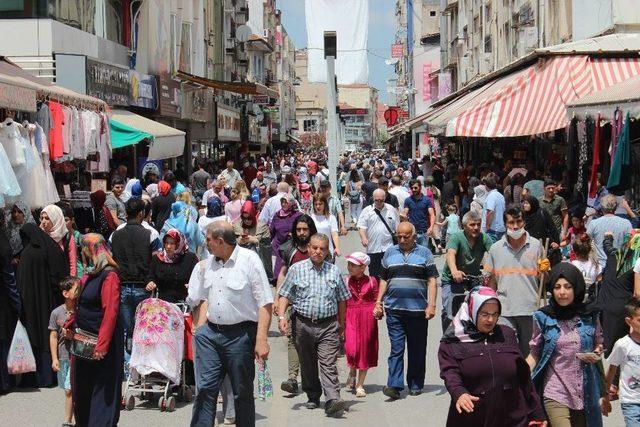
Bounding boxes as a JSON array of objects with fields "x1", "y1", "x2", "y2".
[
  {"x1": 158, "y1": 75, "x2": 182, "y2": 118},
  {"x1": 86, "y1": 58, "x2": 129, "y2": 106},
  {"x1": 217, "y1": 105, "x2": 241, "y2": 142},
  {"x1": 129, "y1": 71, "x2": 158, "y2": 109}
]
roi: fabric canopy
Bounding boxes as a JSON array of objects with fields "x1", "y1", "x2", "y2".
[
  {"x1": 109, "y1": 109, "x2": 186, "y2": 160},
  {"x1": 424, "y1": 55, "x2": 640, "y2": 137},
  {"x1": 567, "y1": 74, "x2": 640, "y2": 119}
]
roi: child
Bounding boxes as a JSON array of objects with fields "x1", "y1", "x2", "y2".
[
  {"x1": 49, "y1": 277, "x2": 79, "y2": 427},
  {"x1": 560, "y1": 210, "x2": 586, "y2": 260},
  {"x1": 604, "y1": 298, "x2": 640, "y2": 426},
  {"x1": 571, "y1": 233, "x2": 601, "y2": 301},
  {"x1": 344, "y1": 252, "x2": 379, "y2": 398},
  {"x1": 436, "y1": 205, "x2": 461, "y2": 247}
]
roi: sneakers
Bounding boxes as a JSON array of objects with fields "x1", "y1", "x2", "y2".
[
  {"x1": 305, "y1": 399, "x2": 320, "y2": 410},
  {"x1": 324, "y1": 399, "x2": 346, "y2": 416},
  {"x1": 409, "y1": 389, "x2": 422, "y2": 396},
  {"x1": 280, "y1": 378, "x2": 299, "y2": 394},
  {"x1": 223, "y1": 417, "x2": 235, "y2": 425},
  {"x1": 383, "y1": 386, "x2": 401, "y2": 400},
  {"x1": 355, "y1": 387, "x2": 366, "y2": 398}
]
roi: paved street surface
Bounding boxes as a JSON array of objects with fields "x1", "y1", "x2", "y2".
[{"x1": 0, "y1": 231, "x2": 626, "y2": 426}]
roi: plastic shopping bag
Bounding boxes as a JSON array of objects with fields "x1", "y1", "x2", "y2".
[
  {"x1": 7, "y1": 320, "x2": 36, "y2": 374},
  {"x1": 256, "y1": 361, "x2": 273, "y2": 401}
]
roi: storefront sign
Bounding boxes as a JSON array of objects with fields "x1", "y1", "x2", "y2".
[
  {"x1": 217, "y1": 105, "x2": 241, "y2": 142},
  {"x1": 253, "y1": 95, "x2": 269, "y2": 105},
  {"x1": 0, "y1": 82, "x2": 36, "y2": 112},
  {"x1": 85, "y1": 58, "x2": 129, "y2": 106},
  {"x1": 181, "y1": 87, "x2": 214, "y2": 122},
  {"x1": 263, "y1": 106, "x2": 279, "y2": 113},
  {"x1": 157, "y1": 75, "x2": 182, "y2": 118},
  {"x1": 129, "y1": 71, "x2": 158, "y2": 109},
  {"x1": 391, "y1": 44, "x2": 404, "y2": 59},
  {"x1": 422, "y1": 63, "x2": 432, "y2": 102},
  {"x1": 340, "y1": 108, "x2": 368, "y2": 115}
]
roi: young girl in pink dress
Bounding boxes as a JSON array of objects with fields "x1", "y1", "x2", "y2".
[{"x1": 344, "y1": 252, "x2": 379, "y2": 397}]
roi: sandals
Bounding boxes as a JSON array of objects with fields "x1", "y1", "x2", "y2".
[
  {"x1": 345, "y1": 375, "x2": 356, "y2": 391},
  {"x1": 355, "y1": 387, "x2": 366, "y2": 398}
]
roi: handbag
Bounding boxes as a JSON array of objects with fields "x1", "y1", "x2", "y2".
[
  {"x1": 70, "y1": 328, "x2": 99, "y2": 361},
  {"x1": 374, "y1": 208, "x2": 398, "y2": 245}
]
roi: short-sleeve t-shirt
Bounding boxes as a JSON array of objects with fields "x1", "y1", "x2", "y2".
[
  {"x1": 105, "y1": 193, "x2": 126, "y2": 223},
  {"x1": 539, "y1": 195, "x2": 568, "y2": 233},
  {"x1": 441, "y1": 231, "x2": 492, "y2": 283},
  {"x1": 482, "y1": 189, "x2": 506, "y2": 232},
  {"x1": 607, "y1": 335, "x2": 640, "y2": 404},
  {"x1": 404, "y1": 195, "x2": 433, "y2": 233},
  {"x1": 48, "y1": 305, "x2": 71, "y2": 361}
]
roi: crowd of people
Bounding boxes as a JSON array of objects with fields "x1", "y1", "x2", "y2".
[{"x1": 0, "y1": 148, "x2": 639, "y2": 427}]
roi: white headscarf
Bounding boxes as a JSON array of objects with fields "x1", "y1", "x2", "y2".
[{"x1": 41, "y1": 204, "x2": 68, "y2": 243}]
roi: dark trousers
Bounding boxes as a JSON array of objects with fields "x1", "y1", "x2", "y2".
[
  {"x1": 386, "y1": 312, "x2": 428, "y2": 392},
  {"x1": 191, "y1": 322, "x2": 257, "y2": 427},
  {"x1": 505, "y1": 316, "x2": 533, "y2": 355},
  {"x1": 294, "y1": 316, "x2": 341, "y2": 402},
  {"x1": 368, "y1": 252, "x2": 385, "y2": 283}
]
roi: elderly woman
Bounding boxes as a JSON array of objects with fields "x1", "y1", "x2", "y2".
[
  {"x1": 146, "y1": 229, "x2": 198, "y2": 303},
  {"x1": 41, "y1": 204, "x2": 77, "y2": 277},
  {"x1": 72, "y1": 233, "x2": 123, "y2": 427},
  {"x1": 439, "y1": 286, "x2": 546, "y2": 427},
  {"x1": 17, "y1": 223, "x2": 69, "y2": 387},
  {"x1": 161, "y1": 201, "x2": 204, "y2": 255},
  {"x1": 4, "y1": 201, "x2": 35, "y2": 262},
  {"x1": 527, "y1": 263, "x2": 606, "y2": 427},
  {"x1": 270, "y1": 193, "x2": 303, "y2": 280}
]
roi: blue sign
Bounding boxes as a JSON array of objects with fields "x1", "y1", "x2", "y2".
[
  {"x1": 129, "y1": 70, "x2": 158, "y2": 109},
  {"x1": 138, "y1": 157, "x2": 163, "y2": 180}
]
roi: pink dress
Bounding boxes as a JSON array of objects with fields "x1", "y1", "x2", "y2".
[{"x1": 344, "y1": 275, "x2": 379, "y2": 370}]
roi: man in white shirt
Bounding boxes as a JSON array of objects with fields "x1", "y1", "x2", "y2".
[
  {"x1": 220, "y1": 160, "x2": 242, "y2": 189},
  {"x1": 262, "y1": 162, "x2": 278, "y2": 187},
  {"x1": 258, "y1": 182, "x2": 293, "y2": 225},
  {"x1": 187, "y1": 221, "x2": 273, "y2": 427},
  {"x1": 357, "y1": 189, "x2": 400, "y2": 282},
  {"x1": 388, "y1": 176, "x2": 409, "y2": 212}
]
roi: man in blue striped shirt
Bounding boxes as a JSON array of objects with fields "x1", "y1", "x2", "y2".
[{"x1": 374, "y1": 222, "x2": 439, "y2": 399}]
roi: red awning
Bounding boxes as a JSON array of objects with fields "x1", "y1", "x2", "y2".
[{"x1": 434, "y1": 55, "x2": 640, "y2": 137}]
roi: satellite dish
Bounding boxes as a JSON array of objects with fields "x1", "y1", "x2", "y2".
[
  {"x1": 236, "y1": 25, "x2": 252, "y2": 43},
  {"x1": 385, "y1": 58, "x2": 399, "y2": 65}
]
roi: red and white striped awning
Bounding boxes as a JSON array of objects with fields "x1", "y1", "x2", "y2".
[{"x1": 436, "y1": 55, "x2": 640, "y2": 137}]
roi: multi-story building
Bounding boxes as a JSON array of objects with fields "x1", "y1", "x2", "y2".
[
  {"x1": 274, "y1": 11, "x2": 298, "y2": 148},
  {"x1": 438, "y1": 0, "x2": 640, "y2": 92},
  {"x1": 294, "y1": 49, "x2": 329, "y2": 146}
]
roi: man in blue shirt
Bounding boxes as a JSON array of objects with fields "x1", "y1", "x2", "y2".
[
  {"x1": 373, "y1": 222, "x2": 438, "y2": 400},
  {"x1": 402, "y1": 179, "x2": 436, "y2": 249},
  {"x1": 481, "y1": 174, "x2": 506, "y2": 243}
]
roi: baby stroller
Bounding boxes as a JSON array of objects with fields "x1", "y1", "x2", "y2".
[{"x1": 122, "y1": 296, "x2": 194, "y2": 412}]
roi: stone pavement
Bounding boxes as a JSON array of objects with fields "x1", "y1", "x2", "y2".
[{"x1": 0, "y1": 231, "x2": 626, "y2": 426}]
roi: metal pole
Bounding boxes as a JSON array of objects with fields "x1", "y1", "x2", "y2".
[{"x1": 326, "y1": 54, "x2": 338, "y2": 196}]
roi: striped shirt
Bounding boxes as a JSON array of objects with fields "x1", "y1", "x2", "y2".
[
  {"x1": 484, "y1": 233, "x2": 543, "y2": 317},
  {"x1": 279, "y1": 259, "x2": 350, "y2": 320},
  {"x1": 380, "y1": 244, "x2": 439, "y2": 315}
]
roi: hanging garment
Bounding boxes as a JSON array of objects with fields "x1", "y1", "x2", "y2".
[
  {"x1": 70, "y1": 107, "x2": 84, "y2": 160},
  {"x1": 48, "y1": 101, "x2": 65, "y2": 160},
  {"x1": 609, "y1": 109, "x2": 623, "y2": 162},
  {"x1": 81, "y1": 110, "x2": 100, "y2": 155},
  {"x1": 607, "y1": 112, "x2": 632, "y2": 193},
  {"x1": 36, "y1": 123, "x2": 60, "y2": 206},
  {"x1": 588, "y1": 115, "x2": 601, "y2": 199},
  {"x1": 61, "y1": 106, "x2": 72, "y2": 154},
  {"x1": 35, "y1": 102, "x2": 51, "y2": 137},
  {"x1": 0, "y1": 136, "x2": 22, "y2": 209},
  {"x1": 9, "y1": 124, "x2": 48, "y2": 209},
  {"x1": 575, "y1": 120, "x2": 589, "y2": 194},
  {"x1": 0, "y1": 119, "x2": 26, "y2": 167}
]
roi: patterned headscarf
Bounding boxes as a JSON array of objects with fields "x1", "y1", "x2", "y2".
[
  {"x1": 4, "y1": 201, "x2": 35, "y2": 255},
  {"x1": 83, "y1": 233, "x2": 117, "y2": 275},
  {"x1": 158, "y1": 229, "x2": 189, "y2": 263},
  {"x1": 41, "y1": 204, "x2": 68, "y2": 243},
  {"x1": 441, "y1": 286, "x2": 501, "y2": 343}
]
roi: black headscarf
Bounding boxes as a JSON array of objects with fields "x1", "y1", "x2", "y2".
[
  {"x1": 523, "y1": 195, "x2": 559, "y2": 243},
  {"x1": 540, "y1": 262, "x2": 596, "y2": 320}
]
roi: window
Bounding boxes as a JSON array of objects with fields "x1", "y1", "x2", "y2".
[
  {"x1": 180, "y1": 22, "x2": 193, "y2": 73},
  {"x1": 429, "y1": 10, "x2": 436, "y2": 17},
  {"x1": 303, "y1": 119, "x2": 318, "y2": 132},
  {"x1": 484, "y1": 35, "x2": 492, "y2": 53}
]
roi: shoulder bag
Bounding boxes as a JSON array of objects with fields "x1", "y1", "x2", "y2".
[{"x1": 374, "y1": 209, "x2": 398, "y2": 245}]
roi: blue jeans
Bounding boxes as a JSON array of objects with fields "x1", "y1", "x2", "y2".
[
  {"x1": 486, "y1": 230, "x2": 504, "y2": 244},
  {"x1": 386, "y1": 312, "x2": 428, "y2": 392},
  {"x1": 119, "y1": 284, "x2": 150, "y2": 345},
  {"x1": 191, "y1": 322, "x2": 257, "y2": 427},
  {"x1": 416, "y1": 233, "x2": 428, "y2": 248},
  {"x1": 622, "y1": 403, "x2": 640, "y2": 427}
]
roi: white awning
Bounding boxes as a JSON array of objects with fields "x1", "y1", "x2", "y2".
[{"x1": 110, "y1": 109, "x2": 186, "y2": 160}]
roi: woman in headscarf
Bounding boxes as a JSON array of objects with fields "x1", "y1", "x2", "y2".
[
  {"x1": 151, "y1": 180, "x2": 176, "y2": 232},
  {"x1": 522, "y1": 195, "x2": 559, "y2": 244},
  {"x1": 233, "y1": 200, "x2": 269, "y2": 252},
  {"x1": 146, "y1": 229, "x2": 198, "y2": 303},
  {"x1": 161, "y1": 201, "x2": 204, "y2": 255},
  {"x1": 4, "y1": 201, "x2": 35, "y2": 261},
  {"x1": 198, "y1": 197, "x2": 226, "y2": 237},
  {"x1": 439, "y1": 286, "x2": 545, "y2": 427},
  {"x1": 527, "y1": 263, "x2": 606, "y2": 427},
  {"x1": 89, "y1": 190, "x2": 116, "y2": 239},
  {"x1": 72, "y1": 233, "x2": 123, "y2": 427},
  {"x1": 344, "y1": 252, "x2": 379, "y2": 398},
  {"x1": 40, "y1": 204, "x2": 77, "y2": 277},
  {"x1": 16, "y1": 222, "x2": 69, "y2": 387},
  {"x1": 469, "y1": 184, "x2": 487, "y2": 215},
  {"x1": 270, "y1": 193, "x2": 303, "y2": 280}
]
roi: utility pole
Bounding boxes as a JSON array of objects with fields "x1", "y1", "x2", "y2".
[{"x1": 324, "y1": 31, "x2": 339, "y2": 196}]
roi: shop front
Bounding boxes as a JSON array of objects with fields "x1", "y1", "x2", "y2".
[{"x1": 217, "y1": 103, "x2": 242, "y2": 165}]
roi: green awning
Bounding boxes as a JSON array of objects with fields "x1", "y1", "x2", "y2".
[{"x1": 109, "y1": 119, "x2": 153, "y2": 149}]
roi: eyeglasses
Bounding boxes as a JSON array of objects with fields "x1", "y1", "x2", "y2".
[
  {"x1": 373, "y1": 199, "x2": 385, "y2": 203},
  {"x1": 477, "y1": 312, "x2": 500, "y2": 320}
]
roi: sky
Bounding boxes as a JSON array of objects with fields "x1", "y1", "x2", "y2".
[{"x1": 277, "y1": 0, "x2": 396, "y2": 104}]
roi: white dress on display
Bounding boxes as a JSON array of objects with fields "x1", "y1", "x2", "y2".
[{"x1": 35, "y1": 123, "x2": 60, "y2": 205}]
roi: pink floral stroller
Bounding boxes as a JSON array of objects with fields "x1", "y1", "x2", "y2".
[{"x1": 122, "y1": 297, "x2": 191, "y2": 412}]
